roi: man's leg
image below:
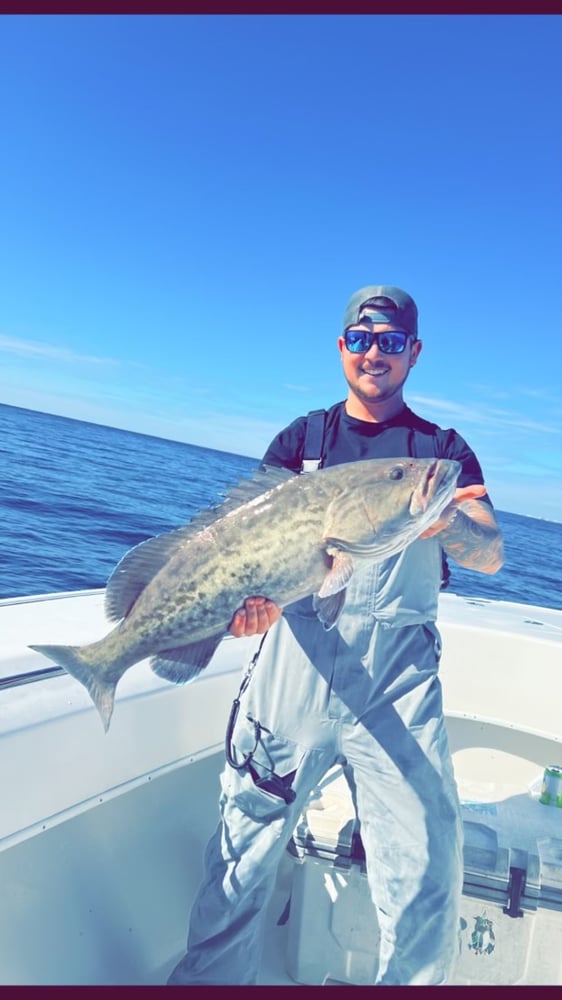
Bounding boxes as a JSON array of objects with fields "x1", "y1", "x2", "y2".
[
  {"x1": 168, "y1": 740, "x2": 331, "y2": 984},
  {"x1": 342, "y1": 626, "x2": 463, "y2": 985}
]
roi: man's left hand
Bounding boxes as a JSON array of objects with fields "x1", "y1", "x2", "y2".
[{"x1": 418, "y1": 485, "x2": 487, "y2": 539}]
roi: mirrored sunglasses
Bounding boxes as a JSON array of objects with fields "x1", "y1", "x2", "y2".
[{"x1": 343, "y1": 328, "x2": 415, "y2": 355}]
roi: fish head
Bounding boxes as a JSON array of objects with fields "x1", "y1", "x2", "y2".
[{"x1": 334, "y1": 457, "x2": 461, "y2": 560}]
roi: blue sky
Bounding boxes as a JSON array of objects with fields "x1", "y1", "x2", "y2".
[{"x1": 1, "y1": 14, "x2": 561, "y2": 521}]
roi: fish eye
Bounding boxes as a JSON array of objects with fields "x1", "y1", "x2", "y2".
[{"x1": 389, "y1": 466, "x2": 404, "y2": 481}]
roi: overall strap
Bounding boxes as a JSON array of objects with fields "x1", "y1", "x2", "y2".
[{"x1": 301, "y1": 409, "x2": 327, "y2": 473}]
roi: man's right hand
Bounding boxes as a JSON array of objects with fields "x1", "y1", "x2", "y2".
[{"x1": 228, "y1": 596, "x2": 282, "y2": 637}]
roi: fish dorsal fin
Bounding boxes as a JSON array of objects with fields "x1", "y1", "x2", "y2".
[
  {"x1": 104, "y1": 465, "x2": 296, "y2": 622},
  {"x1": 202, "y1": 464, "x2": 296, "y2": 514},
  {"x1": 105, "y1": 525, "x2": 201, "y2": 622}
]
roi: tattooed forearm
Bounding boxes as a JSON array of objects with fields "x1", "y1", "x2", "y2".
[{"x1": 440, "y1": 505, "x2": 504, "y2": 574}]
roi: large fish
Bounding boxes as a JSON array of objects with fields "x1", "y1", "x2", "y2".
[{"x1": 30, "y1": 457, "x2": 460, "y2": 731}]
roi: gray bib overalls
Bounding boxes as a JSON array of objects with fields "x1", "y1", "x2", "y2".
[{"x1": 168, "y1": 532, "x2": 463, "y2": 985}]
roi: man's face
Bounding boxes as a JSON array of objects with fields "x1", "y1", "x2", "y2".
[{"x1": 337, "y1": 321, "x2": 422, "y2": 407}]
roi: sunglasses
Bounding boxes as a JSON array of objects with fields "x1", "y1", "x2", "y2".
[{"x1": 343, "y1": 328, "x2": 416, "y2": 355}]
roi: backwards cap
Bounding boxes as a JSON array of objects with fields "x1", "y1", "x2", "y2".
[{"x1": 343, "y1": 284, "x2": 418, "y2": 336}]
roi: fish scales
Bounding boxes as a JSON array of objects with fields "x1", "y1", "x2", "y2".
[{"x1": 132, "y1": 484, "x2": 325, "y2": 635}]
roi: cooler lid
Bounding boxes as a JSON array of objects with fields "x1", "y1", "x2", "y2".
[
  {"x1": 461, "y1": 789, "x2": 562, "y2": 909},
  {"x1": 462, "y1": 821, "x2": 562, "y2": 913},
  {"x1": 537, "y1": 836, "x2": 562, "y2": 909},
  {"x1": 463, "y1": 820, "x2": 511, "y2": 895},
  {"x1": 291, "y1": 766, "x2": 363, "y2": 864}
]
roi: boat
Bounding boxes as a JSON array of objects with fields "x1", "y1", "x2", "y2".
[{"x1": 1, "y1": 587, "x2": 561, "y2": 986}]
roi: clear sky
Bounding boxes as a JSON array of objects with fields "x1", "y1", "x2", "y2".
[{"x1": 1, "y1": 14, "x2": 561, "y2": 521}]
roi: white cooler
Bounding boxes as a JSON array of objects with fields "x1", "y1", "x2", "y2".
[
  {"x1": 455, "y1": 796, "x2": 562, "y2": 985},
  {"x1": 285, "y1": 767, "x2": 562, "y2": 986}
]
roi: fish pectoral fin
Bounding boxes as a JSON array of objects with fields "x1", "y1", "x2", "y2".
[
  {"x1": 319, "y1": 547, "x2": 355, "y2": 597},
  {"x1": 312, "y1": 549, "x2": 354, "y2": 630},
  {"x1": 313, "y1": 590, "x2": 347, "y2": 631},
  {"x1": 150, "y1": 634, "x2": 224, "y2": 683}
]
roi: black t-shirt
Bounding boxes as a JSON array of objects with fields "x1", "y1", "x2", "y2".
[{"x1": 262, "y1": 401, "x2": 489, "y2": 497}]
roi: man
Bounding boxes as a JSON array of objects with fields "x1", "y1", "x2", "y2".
[{"x1": 168, "y1": 284, "x2": 503, "y2": 985}]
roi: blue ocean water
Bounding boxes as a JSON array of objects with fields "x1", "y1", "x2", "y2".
[{"x1": 1, "y1": 403, "x2": 561, "y2": 611}]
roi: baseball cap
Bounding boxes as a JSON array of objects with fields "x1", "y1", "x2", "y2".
[{"x1": 343, "y1": 284, "x2": 418, "y2": 337}]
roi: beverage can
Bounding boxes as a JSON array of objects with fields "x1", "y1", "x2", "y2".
[{"x1": 539, "y1": 765, "x2": 562, "y2": 807}]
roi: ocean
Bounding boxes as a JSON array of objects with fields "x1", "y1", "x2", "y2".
[{"x1": 1, "y1": 402, "x2": 561, "y2": 611}]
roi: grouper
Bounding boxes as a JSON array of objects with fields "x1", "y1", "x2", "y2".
[{"x1": 29, "y1": 457, "x2": 461, "y2": 731}]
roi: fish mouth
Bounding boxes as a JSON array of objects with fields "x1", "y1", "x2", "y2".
[{"x1": 409, "y1": 459, "x2": 461, "y2": 517}]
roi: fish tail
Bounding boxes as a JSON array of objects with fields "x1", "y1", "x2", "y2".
[{"x1": 29, "y1": 643, "x2": 116, "y2": 733}]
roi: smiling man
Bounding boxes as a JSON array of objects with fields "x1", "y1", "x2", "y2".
[
  {"x1": 168, "y1": 284, "x2": 504, "y2": 987},
  {"x1": 339, "y1": 285, "x2": 422, "y2": 416}
]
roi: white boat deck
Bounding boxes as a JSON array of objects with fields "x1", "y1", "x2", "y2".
[{"x1": 1, "y1": 589, "x2": 561, "y2": 985}]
